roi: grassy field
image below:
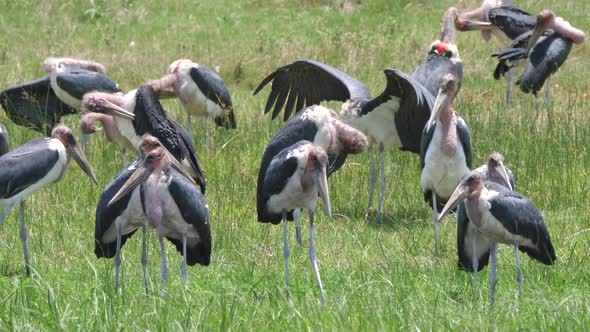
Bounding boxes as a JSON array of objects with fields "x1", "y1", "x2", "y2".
[{"x1": 0, "y1": 0, "x2": 589, "y2": 330}]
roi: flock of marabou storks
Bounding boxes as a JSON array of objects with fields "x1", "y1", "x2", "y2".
[{"x1": 0, "y1": 1, "x2": 585, "y2": 303}]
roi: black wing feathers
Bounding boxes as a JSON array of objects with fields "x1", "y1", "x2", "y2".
[{"x1": 0, "y1": 77, "x2": 77, "y2": 135}]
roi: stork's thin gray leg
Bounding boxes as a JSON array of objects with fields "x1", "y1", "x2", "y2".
[
  {"x1": 282, "y1": 209, "x2": 290, "y2": 292},
  {"x1": 114, "y1": 222, "x2": 122, "y2": 292},
  {"x1": 432, "y1": 192, "x2": 439, "y2": 255},
  {"x1": 545, "y1": 76, "x2": 552, "y2": 126},
  {"x1": 182, "y1": 234, "x2": 188, "y2": 287},
  {"x1": 122, "y1": 148, "x2": 127, "y2": 167},
  {"x1": 365, "y1": 145, "x2": 376, "y2": 219},
  {"x1": 205, "y1": 113, "x2": 209, "y2": 148},
  {"x1": 308, "y1": 209, "x2": 326, "y2": 305},
  {"x1": 0, "y1": 203, "x2": 14, "y2": 227},
  {"x1": 19, "y1": 201, "x2": 30, "y2": 277},
  {"x1": 159, "y1": 235, "x2": 167, "y2": 298},
  {"x1": 531, "y1": 93, "x2": 541, "y2": 129},
  {"x1": 489, "y1": 242, "x2": 498, "y2": 305},
  {"x1": 141, "y1": 225, "x2": 148, "y2": 295},
  {"x1": 506, "y1": 67, "x2": 515, "y2": 107},
  {"x1": 187, "y1": 112, "x2": 194, "y2": 141},
  {"x1": 515, "y1": 243, "x2": 523, "y2": 296},
  {"x1": 472, "y1": 230, "x2": 479, "y2": 295},
  {"x1": 294, "y1": 208, "x2": 302, "y2": 246},
  {"x1": 377, "y1": 143, "x2": 385, "y2": 225},
  {"x1": 80, "y1": 132, "x2": 91, "y2": 153}
]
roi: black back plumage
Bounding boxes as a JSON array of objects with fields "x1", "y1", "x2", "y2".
[
  {"x1": 0, "y1": 138, "x2": 59, "y2": 199},
  {"x1": 94, "y1": 161, "x2": 141, "y2": 258},
  {"x1": 132, "y1": 85, "x2": 206, "y2": 193},
  {"x1": 488, "y1": 5, "x2": 536, "y2": 40},
  {"x1": 165, "y1": 169, "x2": 211, "y2": 266},
  {"x1": 411, "y1": 53, "x2": 463, "y2": 97},
  {"x1": 253, "y1": 60, "x2": 371, "y2": 121},
  {"x1": 55, "y1": 67, "x2": 120, "y2": 100},
  {"x1": 0, "y1": 77, "x2": 77, "y2": 135},
  {"x1": 487, "y1": 182, "x2": 556, "y2": 265},
  {"x1": 189, "y1": 65, "x2": 236, "y2": 129},
  {"x1": 257, "y1": 114, "x2": 328, "y2": 224}
]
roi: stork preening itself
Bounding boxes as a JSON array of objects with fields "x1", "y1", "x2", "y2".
[
  {"x1": 254, "y1": 60, "x2": 432, "y2": 224},
  {"x1": 456, "y1": 153, "x2": 514, "y2": 294},
  {"x1": 420, "y1": 74, "x2": 472, "y2": 254},
  {"x1": 0, "y1": 124, "x2": 9, "y2": 156},
  {"x1": 0, "y1": 125, "x2": 96, "y2": 275},
  {"x1": 257, "y1": 105, "x2": 366, "y2": 244},
  {"x1": 258, "y1": 140, "x2": 331, "y2": 304},
  {"x1": 95, "y1": 135, "x2": 197, "y2": 293},
  {"x1": 440, "y1": 172, "x2": 556, "y2": 304},
  {"x1": 107, "y1": 144, "x2": 211, "y2": 297},
  {"x1": 81, "y1": 86, "x2": 206, "y2": 192},
  {"x1": 150, "y1": 59, "x2": 236, "y2": 145},
  {"x1": 412, "y1": 7, "x2": 464, "y2": 97},
  {"x1": 492, "y1": 10, "x2": 585, "y2": 127},
  {"x1": 454, "y1": 0, "x2": 536, "y2": 105}
]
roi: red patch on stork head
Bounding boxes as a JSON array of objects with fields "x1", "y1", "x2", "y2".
[{"x1": 435, "y1": 41, "x2": 448, "y2": 54}]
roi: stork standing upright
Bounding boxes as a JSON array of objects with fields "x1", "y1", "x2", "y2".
[
  {"x1": 439, "y1": 172, "x2": 556, "y2": 304},
  {"x1": 0, "y1": 125, "x2": 97, "y2": 275},
  {"x1": 456, "y1": 152, "x2": 514, "y2": 294},
  {"x1": 95, "y1": 135, "x2": 196, "y2": 293},
  {"x1": 258, "y1": 140, "x2": 331, "y2": 304},
  {"x1": 412, "y1": 7, "x2": 464, "y2": 97},
  {"x1": 80, "y1": 86, "x2": 206, "y2": 193},
  {"x1": 492, "y1": 9, "x2": 585, "y2": 127},
  {"x1": 254, "y1": 60, "x2": 432, "y2": 224},
  {"x1": 453, "y1": 0, "x2": 536, "y2": 105},
  {"x1": 257, "y1": 105, "x2": 367, "y2": 244},
  {"x1": 107, "y1": 145, "x2": 211, "y2": 297},
  {"x1": 420, "y1": 74, "x2": 472, "y2": 254},
  {"x1": 0, "y1": 124, "x2": 9, "y2": 156},
  {"x1": 150, "y1": 59, "x2": 236, "y2": 145}
]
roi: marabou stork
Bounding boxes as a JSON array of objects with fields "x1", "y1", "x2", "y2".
[
  {"x1": 258, "y1": 140, "x2": 331, "y2": 304},
  {"x1": 95, "y1": 135, "x2": 196, "y2": 293},
  {"x1": 107, "y1": 145, "x2": 211, "y2": 297},
  {"x1": 81, "y1": 86, "x2": 206, "y2": 193},
  {"x1": 440, "y1": 171, "x2": 556, "y2": 304},
  {"x1": 454, "y1": 0, "x2": 536, "y2": 105},
  {"x1": 492, "y1": 9, "x2": 585, "y2": 127},
  {"x1": 0, "y1": 125, "x2": 96, "y2": 275},
  {"x1": 412, "y1": 7, "x2": 464, "y2": 97},
  {"x1": 0, "y1": 58, "x2": 119, "y2": 138},
  {"x1": 456, "y1": 153, "x2": 514, "y2": 294},
  {"x1": 420, "y1": 74, "x2": 472, "y2": 254},
  {"x1": 0, "y1": 124, "x2": 9, "y2": 156},
  {"x1": 257, "y1": 105, "x2": 367, "y2": 244},
  {"x1": 150, "y1": 59, "x2": 236, "y2": 145},
  {"x1": 254, "y1": 61, "x2": 432, "y2": 224}
]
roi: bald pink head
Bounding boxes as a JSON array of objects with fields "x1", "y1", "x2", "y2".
[{"x1": 537, "y1": 10, "x2": 585, "y2": 44}]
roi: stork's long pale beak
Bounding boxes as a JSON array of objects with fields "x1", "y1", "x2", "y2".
[
  {"x1": 495, "y1": 162, "x2": 513, "y2": 191},
  {"x1": 455, "y1": 19, "x2": 492, "y2": 31},
  {"x1": 101, "y1": 100, "x2": 135, "y2": 120},
  {"x1": 68, "y1": 143, "x2": 98, "y2": 184},
  {"x1": 108, "y1": 162, "x2": 151, "y2": 206},
  {"x1": 426, "y1": 87, "x2": 452, "y2": 131},
  {"x1": 314, "y1": 166, "x2": 331, "y2": 219},
  {"x1": 437, "y1": 181, "x2": 469, "y2": 223}
]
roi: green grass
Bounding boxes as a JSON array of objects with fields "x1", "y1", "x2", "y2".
[{"x1": 1, "y1": 0, "x2": 589, "y2": 330}]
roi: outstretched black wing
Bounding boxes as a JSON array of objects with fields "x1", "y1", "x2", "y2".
[
  {"x1": 253, "y1": 60, "x2": 371, "y2": 121},
  {"x1": 0, "y1": 77, "x2": 77, "y2": 135},
  {"x1": 362, "y1": 69, "x2": 433, "y2": 153}
]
